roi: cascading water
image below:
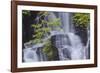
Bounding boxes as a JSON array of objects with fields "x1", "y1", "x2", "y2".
[
  {"x1": 58, "y1": 12, "x2": 75, "y2": 33},
  {"x1": 53, "y1": 12, "x2": 87, "y2": 60},
  {"x1": 67, "y1": 33, "x2": 86, "y2": 59},
  {"x1": 23, "y1": 41, "x2": 47, "y2": 62},
  {"x1": 23, "y1": 12, "x2": 89, "y2": 62},
  {"x1": 58, "y1": 12, "x2": 71, "y2": 33},
  {"x1": 23, "y1": 48, "x2": 39, "y2": 62},
  {"x1": 38, "y1": 47, "x2": 48, "y2": 61},
  {"x1": 85, "y1": 25, "x2": 90, "y2": 59}
]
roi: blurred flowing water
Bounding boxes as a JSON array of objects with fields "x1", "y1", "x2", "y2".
[{"x1": 23, "y1": 12, "x2": 89, "y2": 62}]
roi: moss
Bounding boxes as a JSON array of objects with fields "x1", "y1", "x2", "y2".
[{"x1": 72, "y1": 13, "x2": 90, "y2": 28}]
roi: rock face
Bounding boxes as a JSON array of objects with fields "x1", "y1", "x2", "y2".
[
  {"x1": 23, "y1": 42, "x2": 47, "y2": 62},
  {"x1": 23, "y1": 12, "x2": 89, "y2": 62},
  {"x1": 51, "y1": 33, "x2": 86, "y2": 60},
  {"x1": 23, "y1": 32, "x2": 87, "y2": 62},
  {"x1": 23, "y1": 48, "x2": 39, "y2": 62},
  {"x1": 51, "y1": 34, "x2": 71, "y2": 60}
]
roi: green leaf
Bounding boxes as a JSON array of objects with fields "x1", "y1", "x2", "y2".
[
  {"x1": 72, "y1": 13, "x2": 90, "y2": 28},
  {"x1": 31, "y1": 24, "x2": 42, "y2": 28}
]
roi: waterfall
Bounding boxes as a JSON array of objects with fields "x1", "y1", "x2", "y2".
[
  {"x1": 54, "y1": 12, "x2": 87, "y2": 60},
  {"x1": 58, "y1": 12, "x2": 74, "y2": 33},
  {"x1": 51, "y1": 34, "x2": 71, "y2": 60},
  {"x1": 85, "y1": 25, "x2": 90, "y2": 59},
  {"x1": 23, "y1": 12, "x2": 89, "y2": 62},
  {"x1": 23, "y1": 48, "x2": 39, "y2": 62},
  {"x1": 67, "y1": 33, "x2": 86, "y2": 59},
  {"x1": 38, "y1": 47, "x2": 48, "y2": 61},
  {"x1": 23, "y1": 42, "x2": 47, "y2": 62}
]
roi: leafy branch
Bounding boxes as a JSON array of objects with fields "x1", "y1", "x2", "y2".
[
  {"x1": 31, "y1": 12, "x2": 61, "y2": 60},
  {"x1": 72, "y1": 13, "x2": 90, "y2": 28},
  {"x1": 31, "y1": 12, "x2": 61, "y2": 44}
]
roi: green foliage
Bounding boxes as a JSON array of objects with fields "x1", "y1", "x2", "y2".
[
  {"x1": 22, "y1": 10, "x2": 31, "y2": 16},
  {"x1": 31, "y1": 11, "x2": 61, "y2": 60},
  {"x1": 47, "y1": 18, "x2": 62, "y2": 31},
  {"x1": 72, "y1": 13, "x2": 90, "y2": 28},
  {"x1": 31, "y1": 24, "x2": 42, "y2": 28},
  {"x1": 39, "y1": 12, "x2": 49, "y2": 18},
  {"x1": 31, "y1": 11, "x2": 61, "y2": 44},
  {"x1": 42, "y1": 40, "x2": 54, "y2": 60}
]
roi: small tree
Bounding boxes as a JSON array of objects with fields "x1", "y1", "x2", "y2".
[
  {"x1": 31, "y1": 12, "x2": 61, "y2": 43},
  {"x1": 31, "y1": 12, "x2": 61, "y2": 60},
  {"x1": 72, "y1": 13, "x2": 90, "y2": 28}
]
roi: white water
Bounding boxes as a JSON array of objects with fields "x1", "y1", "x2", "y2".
[
  {"x1": 67, "y1": 33, "x2": 86, "y2": 59},
  {"x1": 23, "y1": 48, "x2": 39, "y2": 62},
  {"x1": 58, "y1": 13, "x2": 70, "y2": 33},
  {"x1": 85, "y1": 25, "x2": 90, "y2": 59},
  {"x1": 23, "y1": 41, "x2": 47, "y2": 62},
  {"x1": 23, "y1": 12, "x2": 89, "y2": 62}
]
